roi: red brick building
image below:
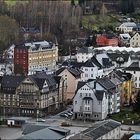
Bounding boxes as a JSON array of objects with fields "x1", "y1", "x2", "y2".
[
  {"x1": 14, "y1": 45, "x2": 29, "y2": 75},
  {"x1": 96, "y1": 34, "x2": 118, "y2": 47}
]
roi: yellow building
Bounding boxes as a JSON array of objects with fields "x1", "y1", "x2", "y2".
[{"x1": 25, "y1": 41, "x2": 58, "y2": 75}]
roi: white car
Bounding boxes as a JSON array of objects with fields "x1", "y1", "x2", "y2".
[{"x1": 36, "y1": 118, "x2": 46, "y2": 122}]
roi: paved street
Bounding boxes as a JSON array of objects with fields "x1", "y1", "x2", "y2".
[{"x1": 0, "y1": 126, "x2": 22, "y2": 140}]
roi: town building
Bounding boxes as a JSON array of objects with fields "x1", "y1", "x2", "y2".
[
  {"x1": 73, "y1": 80, "x2": 108, "y2": 121},
  {"x1": 96, "y1": 34, "x2": 118, "y2": 47},
  {"x1": 107, "y1": 52, "x2": 131, "y2": 68},
  {"x1": 116, "y1": 22, "x2": 137, "y2": 33},
  {"x1": 0, "y1": 73, "x2": 66, "y2": 117},
  {"x1": 73, "y1": 77, "x2": 120, "y2": 121},
  {"x1": 56, "y1": 67, "x2": 82, "y2": 102},
  {"x1": 119, "y1": 33, "x2": 131, "y2": 46},
  {"x1": 70, "y1": 120, "x2": 121, "y2": 140},
  {"x1": 76, "y1": 47, "x2": 94, "y2": 63},
  {"x1": 14, "y1": 40, "x2": 58, "y2": 75},
  {"x1": 130, "y1": 32, "x2": 140, "y2": 47}
]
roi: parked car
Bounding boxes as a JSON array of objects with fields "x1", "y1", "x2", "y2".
[
  {"x1": 66, "y1": 112, "x2": 73, "y2": 116},
  {"x1": 68, "y1": 111, "x2": 73, "y2": 115},
  {"x1": 60, "y1": 113, "x2": 69, "y2": 118},
  {"x1": 36, "y1": 118, "x2": 46, "y2": 122}
]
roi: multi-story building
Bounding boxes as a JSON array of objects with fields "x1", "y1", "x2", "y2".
[
  {"x1": 0, "y1": 73, "x2": 67, "y2": 117},
  {"x1": 130, "y1": 32, "x2": 140, "y2": 47},
  {"x1": 56, "y1": 67, "x2": 82, "y2": 102},
  {"x1": 73, "y1": 80, "x2": 108, "y2": 121},
  {"x1": 14, "y1": 40, "x2": 58, "y2": 75},
  {"x1": 73, "y1": 77, "x2": 120, "y2": 121},
  {"x1": 76, "y1": 47, "x2": 94, "y2": 63}
]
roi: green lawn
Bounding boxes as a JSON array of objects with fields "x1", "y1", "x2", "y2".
[
  {"x1": 82, "y1": 14, "x2": 121, "y2": 31},
  {"x1": 5, "y1": 0, "x2": 28, "y2": 6},
  {"x1": 111, "y1": 110, "x2": 140, "y2": 125}
]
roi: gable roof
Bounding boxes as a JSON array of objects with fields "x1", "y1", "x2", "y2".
[
  {"x1": 91, "y1": 55, "x2": 102, "y2": 68},
  {"x1": 19, "y1": 127, "x2": 66, "y2": 140},
  {"x1": 125, "y1": 61, "x2": 140, "y2": 71},
  {"x1": 76, "y1": 81, "x2": 87, "y2": 93},
  {"x1": 77, "y1": 47, "x2": 93, "y2": 54},
  {"x1": 95, "y1": 90, "x2": 105, "y2": 101},
  {"x1": 97, "y1": 77, "x2": 116, "y2": 90},
  {"x1": 81, "y1": 120, "x2": 121, "y2": 139},
  {"x1": 107, "y1": 53, "x2": 130, "y2": 63},
  {"x1": 1, "y1": 75, "x2": 25, "y2": 94},
  {"x1": 56, "y1": 67, "x2": 81, "y2": 78}
]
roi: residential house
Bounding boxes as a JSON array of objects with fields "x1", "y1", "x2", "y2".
[
  {"x1": 14, "y1": 40, "x2": 58, "y2": 75},
  {"x1": 97, "y1": 77, "x2": 120, "y2": 114},
  {"x1": 107, "y1": 52, "x2": 131, "y2": 68},
  {"x1": 119, "y1": 33, "x2": 131, "y2": 46},
  {"x1": 73, "y1": 77, "x2": 120, "y2": 121},
  {"x1": 80, "y1": 56, "x2": 103, "y2": 81},
  {"x1": 73, "y1": 80, "x2": 108, "y2": 121},
  {"x1": 111, "y1": 70, "x2": 133, "y2": 105},
  {"x1": 116, "y1": 22, "x2": 137, "y2": 33},
  {"x1": 56, "y1": 67, "x2": 82, "y2": 101},
  {"x1": 70, "y1": 120, "x2": 121, "y2": 140},
  {"x1": 95, "y1": 53, "x2": 115, "y2": 75},
  {"x1": 76, "y1": 47, "x2": 94, "y2": 63},
  {"x1": 130, "y1": 32, "x2": 140, "y2": 48},
  {"x1": 0, "y1": 73, "x2": 66, "y2": 117},
  {"x1": 96, "y1": 34, "x2": 118, "y2": 47},
  {"x1": 124, "y1": 62, "x2": 140, "y2": 92}
]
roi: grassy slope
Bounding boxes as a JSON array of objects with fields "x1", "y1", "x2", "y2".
[
  {"x1": 5, "y1": 0, "x2": 28, "y2": 6},
  {"x1": 82, "y1": 14, "x2": 121, "y2": 31}
]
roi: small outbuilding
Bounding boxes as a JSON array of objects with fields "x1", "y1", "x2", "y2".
[{"x1": 6, "y1": 117, "x2": 30, "y2": 127}]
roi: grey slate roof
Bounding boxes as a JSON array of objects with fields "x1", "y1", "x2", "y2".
[
  {"x1": 30, "y1": 73, "x2": 57, "y2": 90},
  {"x1": 1, "y1": 75, "x2": 25, "y2": 94},
  {"x1": 107, "y1": 53, "x2": 130, "y2": 63},
  {"x1": 125, "y1": 62, "x2": 140, "y2": 71},
  {"x1": 70, "y1": 120, "x2": 121, "y2": 140},
  {"x1": 95, "y1": 90, "x2": 105, "y2": 101},
  {"x1": 97, "y1": 77, "x2": 116, "y2": 90},
  {"x1": 77, "y1": 47, "x2": 93, "y2": 54},
  {"x1": 76, "y1": 81, "x2": 87, "y2": 92},
  {"x1": 19, "y1": 126, "x2": 69, "y2": 140},
  {"x1": 56, "y1": 67, "x2": 82, "y2": 78},
  {"x1": 22, "y1": 124, "x2": 48, "y2": 135},
  {"x1": 91, "y1": 55, "x2": 102, "y2": 68}
]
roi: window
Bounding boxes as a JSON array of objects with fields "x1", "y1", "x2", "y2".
[
  {"x1": 91, "y1": 74, "x2": 93, "y2": 77},
  {"x1": 80, "y1": 93, "x2": 82, "y2": 97},
  {"x1": 75, "y1": 101, "x2": 77, "y2": 104},
  {"x1": 134, "y1": 71, "x2": 136, "y2": 74},
  {"x1": 135, "y1": 83, "x2": 137, "y2": 87},
  {"x1": 89, "y1": 93, "x2": 91, "y2": 96},
  {"x1": 135, "y1": 77, "x2": 137, "y2": 81},
  {"x1": 85, "y1": 74, "x2": 88, "y2": 77}
]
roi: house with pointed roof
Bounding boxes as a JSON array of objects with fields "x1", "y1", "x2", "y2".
[
  {"x1": 56, "y1": 67, "x2": 82, "y2": 101},
  {"x1": 0, "y1": 73, "x2": 66, "y2": 117},
  {"x1": 130, "y1": 32, "x2": 140, "y2": 48},
  {"x1": 73, "y1": 79, "x2": 108, "y2": 121},
  {"x1": 73, "y1": 76, "x2": 120, "y2": 121},
  {"x1": 107, "y1": 52, "x2": 131, "y2": 68},
  {"x1": 76, "y1": 47, "x2": 94, "y2": 63}
]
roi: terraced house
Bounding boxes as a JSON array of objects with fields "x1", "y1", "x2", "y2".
[{"x1": 0, "y1": 73, "x2": 67, "y2": 117}]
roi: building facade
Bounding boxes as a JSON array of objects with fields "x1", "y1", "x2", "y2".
[
  {"x1": 14, "y1": 41, "x2": 58, "y2": 75},
  {"x1": 130, "y1": 32, "x2": 140, "y2": 48}
]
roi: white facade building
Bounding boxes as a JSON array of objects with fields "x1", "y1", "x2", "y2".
[
  {"x1": 76, "y1": 47, "x2": 94, "y2": 63},
  {"x1": 130, "y1": 32, "x2": 140, "y2": 47}
]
